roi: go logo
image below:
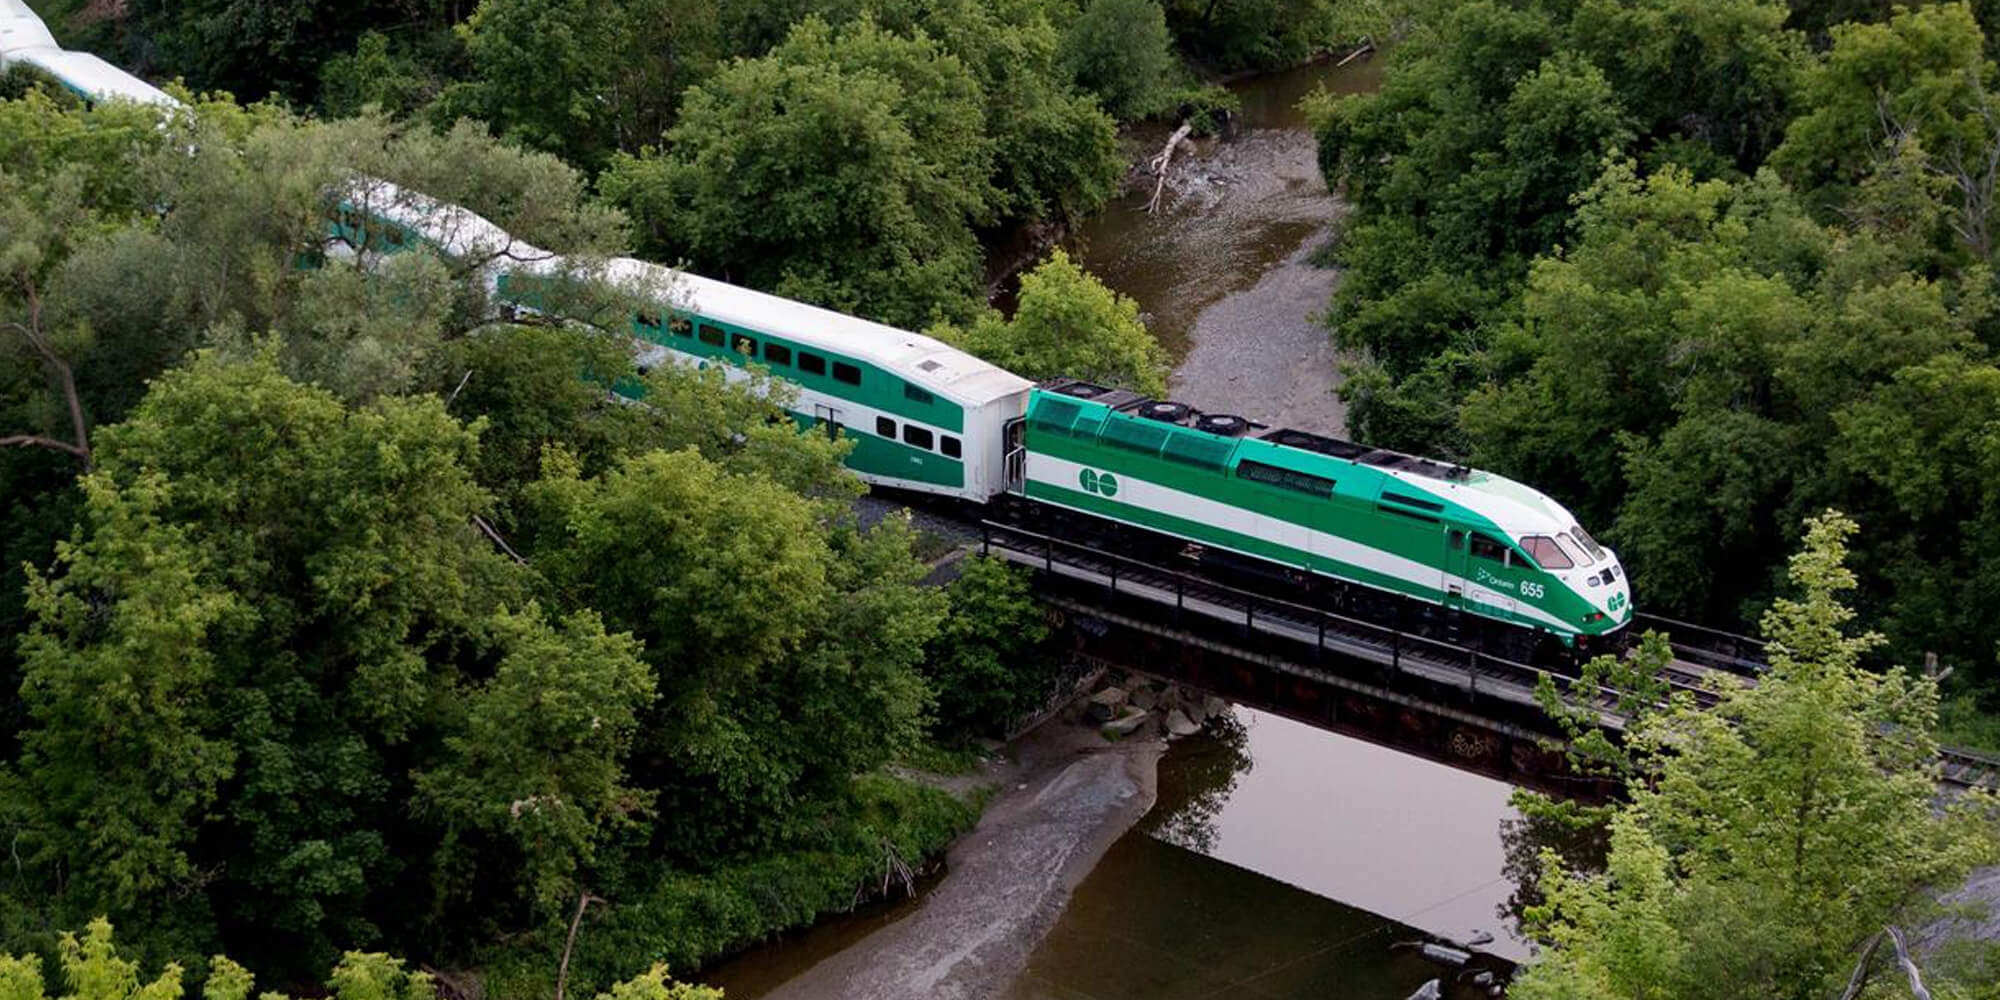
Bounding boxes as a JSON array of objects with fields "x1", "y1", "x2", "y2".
[{"x1": 1078, "y1": 468, "x2": 1120, "y2": 498}]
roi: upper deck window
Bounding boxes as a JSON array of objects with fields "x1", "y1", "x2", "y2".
[
  {"x1": 832, "y1": 361, "x2": 862, "y2": 386},
  {"x1": 697, "y1": 324, "x2": 725, "y2": 347},
  {"x1": 799, "y1": 352, "x2": 827, "y2": 376},
  {"x1": 1520, "y1": 535, "x2": 1573, "y2": 570},
  {"x1": 764, "y1": 343, "x2": 792, "y2": 366},
  {"x1": 905, "y1": 382, "x2": 934, "y2": 404}
]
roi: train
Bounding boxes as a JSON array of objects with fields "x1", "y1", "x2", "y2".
[{"x1": 3, "y1": 3, "x2": 1634, "y2": 659}]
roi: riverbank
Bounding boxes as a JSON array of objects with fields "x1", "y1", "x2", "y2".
[{"x1": 745, "y1": 714, "x2": 1164, "y2": 1000}]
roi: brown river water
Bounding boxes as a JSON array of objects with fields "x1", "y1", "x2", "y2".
[{"x1": 703, "y1": 54, "x2": 1533, "y2": 1000}]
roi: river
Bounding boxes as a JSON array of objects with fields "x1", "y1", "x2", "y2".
[{"x1": 704, "y1": 52, "x2": 1534, "y2": 1000}]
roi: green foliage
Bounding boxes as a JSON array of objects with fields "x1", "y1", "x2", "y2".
[
  {"x1": 0, "y1": 919, "x2": 708, "y2": 1000},
  {"x1": 318, "y1": 32, "x2": 441, "y2": 119},
  {"x1": 923, "y1": 556, "x2": 1053, "y2": 736},
  {"x1": 483, "y1": 774, "x2": 972, "y2": 999},
  {"x1": 1515, "y1": 513, "x2": 2000, "y2": 1000},
  {"x1": 1060, "y1": 0, "x2": 1177, "y2": 121},
  {"x1": 602, "y1": 16, "x2": 992, "y2": 328},
  {"x1": 121, "y1": 0, "x2": 458, "y2": 103},
  {"x1": 933, "y1": 248, "x2": 1169, "y2": 394},
  {"x1": 1161, "y1": 0, "x2": 1344, "y2": 73},
  {"x1": 523, "y1": 450, "x2": 942, "y2": 860},
  {"x1": 449, "y1": 0, "x2": 719, "y2": 172}
]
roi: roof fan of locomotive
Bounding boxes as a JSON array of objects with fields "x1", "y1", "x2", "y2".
[
  {"x1": 1136, "y1": 401, "x2": 1193, "y2": 424},
  {"x1": 1195, "y1": 413, "x2": 1254, "y2": 437}
]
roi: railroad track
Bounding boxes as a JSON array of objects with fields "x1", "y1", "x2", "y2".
[{"x1": 965, "y1": 516, "x2": 2000, "y2": 792}]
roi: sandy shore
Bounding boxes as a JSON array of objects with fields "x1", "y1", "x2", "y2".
[{"x1": 758, "y1": 717, "x2": 1165, "y2": 1000}]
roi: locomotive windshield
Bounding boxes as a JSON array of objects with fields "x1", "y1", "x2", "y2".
[{"x1": 1520, "y1": 536, "x2": 1573, "y2": 569}]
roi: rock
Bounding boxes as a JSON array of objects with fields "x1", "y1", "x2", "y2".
[
  {"x1": 1129, "y1": 686, "x2": 1158, "y2": 711},
  {"x1": 1101, "y1": 707, "x2": 1148, "y2": 737},
  {"x1": 1418, "y1": 943, "x2": 1471, "y2": 967},
  {"x1": 1464, "y1": 930, "x2": 1494, "y2": 947},
  {"x1": 1405, "y1": 981, "x2": 1441, "y2": 1000},
  {"x1": 1085, "y1": 687, "x2": 1127, "y2": 722},
  {"x1": 1184, "y1": 698, "x2": 1208, "y2": 725},
  {"x1": 1202, "y1": 695, "x2": 1228, "y2": 720},
  {"x1": 1164, "y1": 709, "x2": 1201, "y2": 737}
]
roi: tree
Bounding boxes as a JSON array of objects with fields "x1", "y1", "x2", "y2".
[
  {"x1": 122, "y1": 0, "x2": 457, "y2": 104},
  {"x1": 522, "y1": 449, "x2": 941, "y2": 858},
  {"x1": 448, "y1": 0, "x2": 720, "y2": 171},
  {"x1": 1060, "y1": 0, "x2": 1176, "y2": 121},
  {"x1": 922, "y1": 556, "x2": 1052, "y2": 736},
  {"x1": 933, "y1": 248, "x2": 1169, "y2": 395},
  {"x1": 865, "y1": 0, "x2": 1125, "y2": 227},
  {"x1": 0, "y1": 919, "x2": 716, "y2": 1000},
  {"x1": 601, "y1": 16, "x2": 994, "y2": 329},
  {"x1": 1514, "y1": 512, "x2": 1999, "y2": 1000}
]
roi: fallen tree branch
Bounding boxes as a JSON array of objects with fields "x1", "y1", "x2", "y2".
[
  {"x1": 1146, "y1": 122, "x2": 1195, "y2": 214},
  {"x1": 1335, "y1": 37, "x2": 1376, "y2": 68}
]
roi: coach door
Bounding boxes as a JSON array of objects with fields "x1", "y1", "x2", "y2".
[
  {"x1": 813, "y1": 403, "x2": 843, "y2": 441},
  {"x1": 1002, "y1": 418, "x2": 1026, "y2": 494}
]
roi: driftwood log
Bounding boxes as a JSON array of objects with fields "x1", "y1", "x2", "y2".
[{"x1": 1145, "y1": 121, "x2": 1194, "y2": 214}]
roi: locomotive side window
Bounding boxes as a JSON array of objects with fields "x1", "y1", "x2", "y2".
[
  {"x1": 1470, "y1": 533, "x2": 1509, "y2": 564},
  {"x1": 1238, "y1": 460, "x2": 1335, "y2": 498},
  {"x1": 764, "y1": 343, "x2": 792, "y2": 366},
  {"x1": 1520, "y1": 535, "x2": 1573, "y2": 569},
  {"x1": 903, "y1": 425, "x2": 934, "y2": 450},
  {"x1": 1448, "y1": 529, "x2": 1466, "y2": 550},
  {"x1": 941, "y1": 436, "x2": 961, "y2": 458},
  {"x1": 833, "y1": 362, "x2": 862, "y2": 386},
  {"x1": 1030, "y1": 399, "x2": 1081, "y2": 435},
  {"x1": 798, "y1": 352, "x2": 827, "y2": 375}
]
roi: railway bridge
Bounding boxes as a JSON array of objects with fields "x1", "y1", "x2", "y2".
[{"x1": 972, "y1": 520, "x2": 2000, "y2": 797}]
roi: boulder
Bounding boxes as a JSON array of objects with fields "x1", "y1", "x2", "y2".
[
  {"x1": 1102, "y1": 707, "x2": 1148, "y2": 737},
  {"x1": 1185, "y1": 697, "x2": 1208, "y2": 725},
  {"x1": 1164, "y1": 709, "x2": 1201, "y2": 737},
  {"x1": 1086, "y1": 686, "x2": 1128, "y2": 722},
  {"x1": 1129, "y1": 685, "x2": 1158, "y2": 711}
]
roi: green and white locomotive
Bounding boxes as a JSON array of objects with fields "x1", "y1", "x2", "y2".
[
  {"x1": 1012, "y1": 380, "x2": 1632, "y2": 653},
  {"x1": 324, "y1": 181, "x2": 1632, "y2": 658}
]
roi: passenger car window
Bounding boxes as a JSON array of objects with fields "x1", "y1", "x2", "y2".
[
  {"x1": 697, "y1": 324, "x2": 725, "y2": 346},
  {"x1": 764, "y1": 344, "x2": 791, "y2": 366},
  {"x1": 876, "y1": 417, "x2": 896, "y2": 437},
  {"x1": 903, "y1": 425, "x2": 934, "y2": 450},
  {"x1": 941, "y1": 436, "x2": 961, "y2": 458},
  {"x1": 1520, "y1": 535, "x2": 1573, "y2": 569},
  {"x1": 734, "y1": 335, "x2": 757, "y2": 356},
  {"x1": 798, "y1": 352, "x2": 827, "y2": 376},
  {"x1": 833, "y1": 362, "x2": 862, "y2": 385}
]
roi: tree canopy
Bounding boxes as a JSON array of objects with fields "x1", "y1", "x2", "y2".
[{"x1": 1517, "y1": 513, "x2": 1999, "y2": 1000}]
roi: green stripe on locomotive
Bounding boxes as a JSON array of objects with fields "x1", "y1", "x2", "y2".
[{"x1": 1022, "y1": 390, "x2": 1608, "y2": 641}]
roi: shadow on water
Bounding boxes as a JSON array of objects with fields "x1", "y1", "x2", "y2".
[{"x1": 1007, "y1": 707, "x2": 1523, "y2": 1000}]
